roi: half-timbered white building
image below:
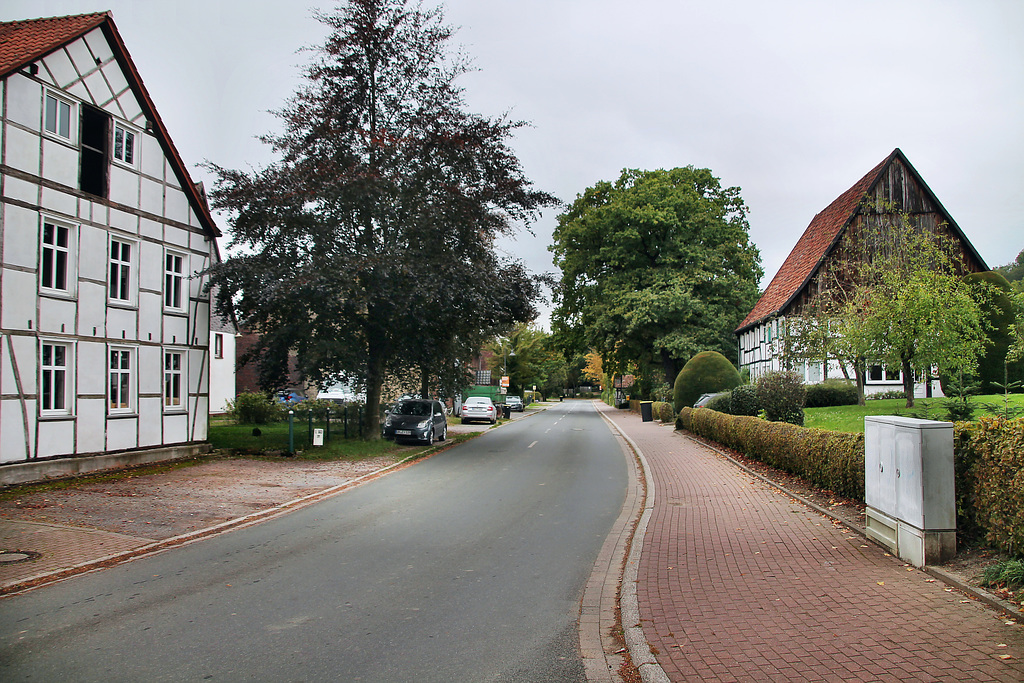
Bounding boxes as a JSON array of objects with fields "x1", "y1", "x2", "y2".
[{"x1": 0, "y1": 12, "x2": 220, "y2": 475}]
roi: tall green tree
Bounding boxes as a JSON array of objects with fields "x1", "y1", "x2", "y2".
[
  {"x1": 550, "y1": 167, "x2": 762, "y2": 384},
  {"x1": 207, "y1": 0, "x2": 555, "y2": 436}
]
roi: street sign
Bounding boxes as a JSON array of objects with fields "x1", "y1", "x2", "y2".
[
  {"x1": 313, "y1": 428, "x2": 324, "y2": 446},
  {"x1": 500, "y1": 375, "x2": 510, "y2": 388}
]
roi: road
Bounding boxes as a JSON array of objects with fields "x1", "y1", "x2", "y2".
[{"x1": 0, "y1": 401, "x2": 628, "y2": 682}]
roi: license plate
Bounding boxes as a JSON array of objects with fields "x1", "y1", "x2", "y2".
[{"x1": 395, "y1": 429, "x2": 412, "y2": 435}]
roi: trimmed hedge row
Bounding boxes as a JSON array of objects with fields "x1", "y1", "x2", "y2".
[
  {"x1": 677, "y1": 408, "x2": 1024, "y2": 557},
  {"x1": 653, "y1": 401, "x2": 675, "y2": 422},
  {"x1": 677, "y1": 407, "x2": 864, "y2": 500},
  {"x1": 955, "y1": 417, "x2": 1024, "y2": 556}
]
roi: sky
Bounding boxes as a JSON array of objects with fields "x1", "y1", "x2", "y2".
[{"x1": 6, "y1": 0, "x2": 1024, "y2": 328}]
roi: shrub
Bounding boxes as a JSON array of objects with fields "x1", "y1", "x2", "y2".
[
  {"x1": 754, "y1": 370, "x2": 806, "y2": 425},
  {"x1": 959, "y1": 417, "x2": 1024, "y2": 556},
  {"x1": 703, "y1": 391, "x2": 732, "y2": 413},
  {"x1": 653, "y1": 401, "x2": 675, "y2": 422},
  {"x1": 729, "y1": 384, "x2": 760, "y2": 416},
  {"x1": 805, "y1": 379, "x2": 859, "y2": 408},
  {"x1": 867, "y1": 389, "x2": 907, "y2": 401},
  {"x1": 675, "y1": 406, "x2": 864, "y2": 500},
  {"x1": 651, "y1": 385, "x2": 673, "y2": 402},
  {"x1": 673, "y1": 351, "x2": 741, "y2": 412},
  {"x1": 228, "y1": 392, "x2": 282, "y2": 424}
]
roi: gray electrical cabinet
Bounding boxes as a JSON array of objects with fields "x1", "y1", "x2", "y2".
[{"x1": 864, "y1": 416, "x2": 955, "y2": 567}]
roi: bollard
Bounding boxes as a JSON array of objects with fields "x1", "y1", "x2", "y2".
[
  {"x1": 308, "y1": 409, "x2": 314, "y2": 444},
  {"x1": 288, "y1": 410, "x2": 295, "y2": 454},
  {"x1": 325, "y1": 408, "x2": 331, "y2": 441}
]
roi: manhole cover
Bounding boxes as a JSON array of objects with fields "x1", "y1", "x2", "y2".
[{"x1": 0, "y1": 550, "x2": 41, "y2": 564}]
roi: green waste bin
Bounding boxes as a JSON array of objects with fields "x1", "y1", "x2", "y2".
[{"x1": 640, "y1": 401, "x2": 653, "y2": 422}]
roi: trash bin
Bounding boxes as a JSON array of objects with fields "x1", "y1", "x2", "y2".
[
  {"x1": 503, "y1": 404, "x2": 511, "y2": 419},
  {"x1": 640, "y1": 401, "x2": 653, "y2": 422}
]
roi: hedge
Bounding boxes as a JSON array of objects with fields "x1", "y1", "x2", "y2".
[
  {"x1": 677, "y1": 408, "x2": 1024, "y2": 557},
  {"x1": 954, "y1": 417, "x2": 1024, "y2": 555},
  {"x1": 676, "y1": 406, "x2": 864, "y2": 500}
]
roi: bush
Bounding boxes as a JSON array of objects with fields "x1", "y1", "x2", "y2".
[
  {"x1": 651, "y1": 385, "x2": 673, "y2": 402},
  {"x1": 703, "y1": 391, "x2": 732, "y2": 413},
  {"x1": 653, "y1": 401, "x2": 675, "y2": 422},
  {"x1": 675, "y1": 406, "x2": 864, "y2": 500},
  {"x1": 673, "y1": 351, "x2": 741, "y2": 413},
  {"x1": 867, "y1": 389, "x2": 907, "y2": 401},
  {"x1": 958, "y1": 417, "x2": 1024, "y2": 556},
  {"x1": 805, "y1": 379, "x2": 859, "y2": 408},
  {"x1": 729, "y1": 384, "x2": 760, "y2": 416},
  {"x1": 754, "y1": 370, "x2": 806, "y2": 425},
  {"x1": 228, "y1": 392, "x2": 283, "y2": 424}
]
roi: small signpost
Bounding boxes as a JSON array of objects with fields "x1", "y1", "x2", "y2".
[{"x1": 312, "y1": 428, "x2": 324, "y2": 446}]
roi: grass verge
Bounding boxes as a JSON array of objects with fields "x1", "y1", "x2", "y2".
[{"x1": 804, "y1": 393, "x2": 1024, "y2": 433}]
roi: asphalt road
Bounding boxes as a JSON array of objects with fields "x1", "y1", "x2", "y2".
[{"x1": 0, "y1": 401, "x2": 628, "y2": 682}]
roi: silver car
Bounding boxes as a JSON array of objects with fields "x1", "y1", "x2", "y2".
[
  {"x1": 461, "y1": 396, "x2": 497, "y2": 424},
  {"x1": 505, "y1": 395, "x2": 524, "y2": 412}
]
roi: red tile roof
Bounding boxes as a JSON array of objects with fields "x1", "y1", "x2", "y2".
[
  {"x1": 0, "y1": 12, "x2": 108, "y2": 79},
  {"x1": 736, "y1": 150, "x2": 899, "y2": 332},
  {"x1": 0, "y1": 12, "x2": 220, "y2": 238}
]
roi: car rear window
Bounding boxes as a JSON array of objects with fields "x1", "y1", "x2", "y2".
[{"x1": 395, "y1": 401, "x2": 431, "y2": 416}]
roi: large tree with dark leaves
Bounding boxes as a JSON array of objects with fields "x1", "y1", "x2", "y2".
[
  {"x1": 207, "y1": 0, "x2": 555, "y2": 437},
  {"x1": 550, "y1": 167, "x2": 762, "y2": 386}
]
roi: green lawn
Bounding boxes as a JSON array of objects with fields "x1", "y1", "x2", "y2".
[{"x1": 804, "y1": 393, "x2": 1024, "y2": 433}]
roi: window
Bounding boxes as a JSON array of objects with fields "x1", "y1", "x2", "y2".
[
  {"x1": 113, "y1": 123, "x2": 137, "y2": 166},
  {"x1": 108, "y1": 347, "x2": 133, "y2": 412},
  {"x1": 41, "y1": 219, "x2": 73, "y2": 293},
  {"x1": 164, "y1": 351, "x2": 184, "y2": 410},
  {"x1": 80, "y1": 103, "x2": 109, "y2": 197},
  {"x1": 44, "y1": 92, "x2": 73, "y2": 140},
  {"x1": 213, "y1": 333, "x2": 224, "y2": 359},
  {"x1": 164, "y1": 251, "x2": 184, "y2": 310},
  {"x1": 41, "y1": 342, "x2": 71, "y2": 414},
  {"x1": 109, "y1": 238, "x2": 133, "y2": 303}
]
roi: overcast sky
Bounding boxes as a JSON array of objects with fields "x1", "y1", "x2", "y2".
[{"x1": 7, "y1": 1, "x2": 1024, "y2": 327}]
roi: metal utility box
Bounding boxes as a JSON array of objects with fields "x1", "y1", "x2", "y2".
[{"x1": 864, "y1": 416, "x2": 955, "y2": 567}]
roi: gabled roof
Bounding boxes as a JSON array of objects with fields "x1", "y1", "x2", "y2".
[
  {"x1": 0, "y1": 12, "x2": 220, "y2": 238},
  {"x1": 735, "y1": 148, "x2": 986, "y2": 333}
]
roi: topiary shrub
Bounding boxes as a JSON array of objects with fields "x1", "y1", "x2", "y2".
[
  {"x1": 703, "y1": 391, "x2": 732, "y2": 413},
  {"x1": 805, "y1": 379, "x2": 858, "y2": 408},
  {"x1": 754, "y1": 370, "x2": 806, "y2": 425},
  {"x1": 673, "y1": 351, "x2": 741, "y2": 412},
  {"x1": 653, "y1": 401, "x2": 675, "y2": 422},
  {"x1": 229, "y1": 392, "x2": 283, "y2": 424},
  {"x1": 729, "y1": 384, "x2": 760, "y2": 416}
]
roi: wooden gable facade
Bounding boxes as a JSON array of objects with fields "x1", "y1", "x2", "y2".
[
  {"x1": 0, "y1": 12, "x2": 221, "y2": 476},
  {"x1": 735, "y1": 149, "x2": 987, "y2": 393}
]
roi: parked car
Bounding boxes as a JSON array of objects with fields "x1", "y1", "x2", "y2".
[
  {"x1": 505, "y1": 395, "x2": 524, "y2": 412},
  {"x1": 382, "y1": 399, "x2": 447, "y2": 445},
  {"x1": 694, "y1": 392, "x2": 721, "y2": 408},
  {"x1": 461, "y1": 396, "x2": 497, "y2": 424}
]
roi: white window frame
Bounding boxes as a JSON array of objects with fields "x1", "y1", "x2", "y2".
[
  {"x1": 108, "y1": 236, "x2": 137, "y2": 305},
  {"x1": 108, "y1": 346, "x2": 135, "y2": 414},
  {"x1": 163, "y1": 249, "x2": 186, "y2": 312},
  {"x1": 40, "y1": 216, "x2": 77, "y2": 296},
  {"x1": 112, "y1": 121, "x2": 139, "y2": 168},
  {"x1": 213, "y1": 333, "x2": 224, "y2": 359},
  {"x1": 43, "y1": 90, "x2": 75, "y2": 142},
  {"x1": 163, "y1": 349, "x2": 186, "y2": 411},
  {"x1": 40, "y1": 340, "x2": 73, "y2": 415}
]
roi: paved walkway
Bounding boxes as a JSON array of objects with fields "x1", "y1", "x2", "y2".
[{"x1": 598, "y1": 403, "x2": 1024, "y2": 683}]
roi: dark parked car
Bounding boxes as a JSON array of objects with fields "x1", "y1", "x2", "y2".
[
  {"x1": 461, "y1": 396, "x2": 497, "y2": 424},
  {"x1": 382, "y1": 399, "x2": 447, "y2": 445},
  {"x1": 505, "y1": 395, "x2": 524, "y2": 412}
]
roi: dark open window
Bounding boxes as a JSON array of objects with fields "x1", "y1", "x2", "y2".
[{"x1": 80, "y1": 104, "x2": 109, "y2": 197}]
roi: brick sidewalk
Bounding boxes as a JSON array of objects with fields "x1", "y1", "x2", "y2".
[{"x1": 598, "y1": 404, "x2": 1024, "y2": 683}]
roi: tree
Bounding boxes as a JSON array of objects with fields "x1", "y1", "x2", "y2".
[
  {"x1": 550, "y1": 167, "x2": 762, "y2": 386},
  {"x1": 838, "y1": 212, "x2": 989, "y2": 407},
  {"x1": 206, "y1": 0, "x2": 555, "y2": 437},
  {"x1": 995, "y1": 248, "x2": 1024, "y2": 283}
]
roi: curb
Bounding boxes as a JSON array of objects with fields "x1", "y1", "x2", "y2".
[{"x1": 595, "y1": 406, "x2": 672, "y2": 683}]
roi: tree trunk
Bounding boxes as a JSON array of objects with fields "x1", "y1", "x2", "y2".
[
  {"x1": 855, "y1": 357, "x2": 866, "y2": 406},
  {"x1": 660, "y1": 348, "x2": 677, "y2": 387},
  {"x1": 902, "y1": 356, "x2": 915, "y2": 408},
  {"x1": 364, "y1": 349, "x2": 384, "y2": 441}
]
